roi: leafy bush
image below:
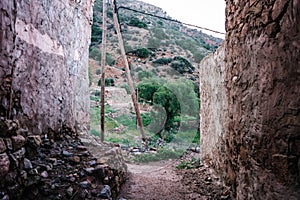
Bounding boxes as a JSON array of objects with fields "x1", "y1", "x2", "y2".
[
  {"x1": 176, "y1": 158, "x2": 201, "y2": 169},
  {"x1": 128, "y1": 17, "x2": 147, "y2": 28},
  {"x1": 96, "y1": 69, "x2": 101, "y2": 75},
  {"x1": 138, "y1": 71, "x2": 153, "y2": 81},
  {"x1": 171, "y1": 56, "x2": 195, "y2": 74},
  {"x1": 193, "y1": 52, "x2": 205, "y2": 63},
  {"x1": 137, "y1": 81, "x2": 161, "y2": 103},
  {"x1": 91, "y1": 23, "x2": 102, "y2": 45},
  {"x1": 170, "y1": 61, "x2": 186, "y2": 74},
  {"x1": 98, "y1": 78, "x2": 115, "y2": 87},
  {"x1": 153, "y1": 57, "x2": 172, "y2": 65},
  {"x1": 135, "y1": 48, "x2": 150, "y2": 58}
]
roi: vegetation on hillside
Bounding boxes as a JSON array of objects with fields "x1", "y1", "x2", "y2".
[{"x1": 88, "y1": 0, "x2": 222, "y2": 160}]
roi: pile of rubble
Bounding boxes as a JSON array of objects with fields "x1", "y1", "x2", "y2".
[{"x1": 0, "y1": 118, "x2": 127, "y2": 200}]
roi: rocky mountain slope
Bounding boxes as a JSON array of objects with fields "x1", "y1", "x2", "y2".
[{"x1": 89, "y1": 0, "x2": 223, "y2": 87}]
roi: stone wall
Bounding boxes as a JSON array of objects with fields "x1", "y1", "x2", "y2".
[
  {"x1": 0, "y1": 118, "x2": 127, "y2": 199},
  {"x1": 0, "y1": 0, "x2": 92, "y2": 134},
  {"x1": 199, "y1": 44, "x2": 227, "y2": 175},
  {"x1": 224, "y1": 0, "x2": 300, "y2": 198},
  {"x1": 200, "y1": 0, "x2": 300, "y2": 198}
]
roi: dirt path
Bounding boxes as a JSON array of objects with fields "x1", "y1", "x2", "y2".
[{"x1": 118, "y1": 159, "x2": 231, "y2": 200}]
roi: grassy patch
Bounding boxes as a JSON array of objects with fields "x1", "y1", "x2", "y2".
[{"x1": 176, "y1": 157, "x2": 201, "y2": 169}]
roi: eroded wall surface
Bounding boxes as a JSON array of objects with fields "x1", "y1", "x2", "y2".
[
  {"x1": 199, "y1": 44, "x2": 227, "y2": 174},
  {"x1": 224, "y1": 0, "x2": 300, "y2": 198},
  {"x1": 200, "y1": 0, "x2": 300, "y2": 198},
  {"x1": 0, "y1": 0, "x2": 92, "y2": 133}
]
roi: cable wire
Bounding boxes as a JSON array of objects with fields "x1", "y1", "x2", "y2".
[{"x1": 117, "y1": 5, "x2": 225, "y2": 35}]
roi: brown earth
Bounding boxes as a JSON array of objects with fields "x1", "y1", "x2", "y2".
[{"x1": 118, "y1": 153, "x2": 231, "y2": 200}]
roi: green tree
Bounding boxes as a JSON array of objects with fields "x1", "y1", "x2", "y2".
[
  {"x1": 153, "y1": 86, "x2": 181, "y2": 131},
  {"x1": 136, "y1": 48, "x2": 150, "y2": 58},
  {"x1": 138, "y1": 81, "x2": 160, "y2": 103}
]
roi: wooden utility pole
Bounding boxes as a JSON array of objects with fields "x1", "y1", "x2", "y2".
[
  {"x1": 110, "y1": 0, "x2": 146, "y2": 140},
  {"x1": 100, "y1": 0, "x2": 107, "y2": 142}
]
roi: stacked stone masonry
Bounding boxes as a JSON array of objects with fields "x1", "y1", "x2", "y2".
[
  {"x1": 0, "y1": 118, "x2": 127, "y2": 199},
  {"x1": 0, "y1": 0, "x2": 92, "y2": 134},
  {"x1": 201, "y1": 0, "x2": 300, "y2": 199}
]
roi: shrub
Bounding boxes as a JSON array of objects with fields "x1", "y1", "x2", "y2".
[
  {"x1": 176, "y1": 158, "x2": 201, "y2": 169},
  {"x1": 96, "y1": 69, "x2": 101, "y2": 75},
  {"x1": 193, "y1": 52, "x2": 205, "y2": 63},
  {"x1": 98, "y1": 78, "x2": 115, "y2": 87},
  {"x1": 135, "y1": 48, "x2": 149, "y2": 58},
  {"x1": 153, "y1": 57, "x2": 172, "y2": 65},
  {"x1": 128, "y1": 17, "x2": 147, "y2": 28},
  {"x1": 138, "y1": 71, "x2": 153, "y2": 81}
]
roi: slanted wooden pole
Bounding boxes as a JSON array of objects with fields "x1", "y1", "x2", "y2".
[
  {"x1": 100, "y1": 0, "x2": 107, "y2": 142},
  {"x1": 110, "y1": 0, "x2": 146, "y2": 141}
]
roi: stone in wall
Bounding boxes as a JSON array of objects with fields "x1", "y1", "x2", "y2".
[
  {"x1": 199, "y1": 44, "x2": 227, "y2": 177},
  {"x1": 0, "y1": 0, "x2": 93, "y2": 134},
  {"x1": 0, "y1": 118, "x2": 127, "y2": 200},
  {"x1": 224, "y1": 0, "x2": 300, "y2": 199}
]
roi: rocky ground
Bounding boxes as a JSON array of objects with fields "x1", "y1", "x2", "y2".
[
  {"x1": 118, "y1": 152, "x2": 232, "y2": 200},
  {"x1": 0, "y1": 118, "x2": 127, "y2": 200}
]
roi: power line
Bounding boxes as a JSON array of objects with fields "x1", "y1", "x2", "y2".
[{"x1": 117, "y1": 5, "x2": 225, "y2": 35}]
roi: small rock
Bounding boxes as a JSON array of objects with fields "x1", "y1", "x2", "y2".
[
  {"x1": 27, "y1": 135, "x2": 42, "y2": 148},
  {"x1": 205, "y1": 176, "x2": 212, "y2": 182},
  {"x1": 13, "y1": 147, "x2": 26, "y2": 159},
  {"x1": 195, "y1": 146, "x2": 200, "y2": 153},
  {"x1": 8, "y1": 153, "x2": 18, "y2": 168},
  {"x1": 24, "y1": 158, "x2": 33, "y2": 170},
  {"x1": 221, "y1": 195, "x2": 230, "y2": 200},
  {"x1": 4, "y1": 138, "x2": 12, "y2": 151},
  {"x1": 47, "y1": 158, "x2": 57, "y2": 165},
  {"x1": 77, "y1": 145, "x2": 87, "y2": 151},
  {"x1": 78, "y1": 151, "x2": 89, "y2": 156},
  {"x1": 80, "y1": 181, "x2": 90, "y2": 188},
  {"x1": 89, "y1": 160, "x2": 97, "y2": 167},
  {"x1": 67, "y1": 186, "x2": 74, "y2": 197},
  {"x1": 94, "y1": 165, "x2": 105, "y2": 177},
  {"x1": 40, "y1": 171, "x2": 49, "y2": 178},
  {"x1": 103, "y1": 176, "x2": 109, "y2": 184},
  {"x1": 70, "y1": 155, "x2": 81, "y2": 163},
  {"x1": 28, "y1": 168, "x2": 38, "y2": 175},
  {"x1": 84, "y1": 167, "x2": 95, "y2": 174},
  {"x1": 62, "y1": 150, "x2": 73, "y2": 157},
  {"x1": 98, "y1": 185, "x2": 111, "y2": 199},
  {"x1": 0, "y1": 153, "x2": 10, "y2": 177},
  {"x1": 11, "y1": 135, "x2": 26, "y2": 150},
  {"x1": 0, "y1": 138, "x2": 6, "y2": 153}
]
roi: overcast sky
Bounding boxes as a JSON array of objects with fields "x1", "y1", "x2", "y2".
[{"x1": 140, "y1": 0, "x2": 226, "y2": 38}]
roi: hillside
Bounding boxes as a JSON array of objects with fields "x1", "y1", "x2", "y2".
[
  {"x1": 89, "y1": 0, "x2": 223, "y2": 87},
  {"x1": 88, "y1": 0, "x2": 223, "y2": 146}
]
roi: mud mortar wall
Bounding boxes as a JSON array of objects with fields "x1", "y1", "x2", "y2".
[
  {"x1": 0, "y1": 0, "x2": 92, "y2": 133},
  {"x1": 199, "y1": 44, "x2": 227, "y2": 174},
  {"x1": 224, "y1": 0, "x2": 300, "y2": 198}
]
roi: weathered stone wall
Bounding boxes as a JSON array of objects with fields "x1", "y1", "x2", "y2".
[
  {"x1": 199, "y1": 44, "x2": 227, "y2": 175},
  {"x1": 223, "y1": 0, "x2": 300, "y2": 199},
  {"x1": 0, "y1": 0, "x2": 92, "y2": 133}
]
